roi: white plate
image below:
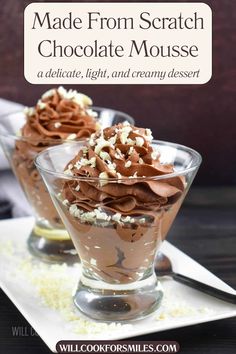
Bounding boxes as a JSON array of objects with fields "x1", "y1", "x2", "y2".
[{"x1": 0, "y1": 216, "x2": 235, "y2": 353}]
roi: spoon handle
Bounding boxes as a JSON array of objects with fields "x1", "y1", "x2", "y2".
[{"x1": 172, "y1": 273, "x2": 236, "y2": 304}]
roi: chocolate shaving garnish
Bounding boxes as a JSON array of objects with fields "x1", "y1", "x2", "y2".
[{"x1": 63, "y1": 123, "x2": 185, "y2": 220}]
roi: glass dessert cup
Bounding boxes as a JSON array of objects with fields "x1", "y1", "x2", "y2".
[
  {"x1": 0, "y1": 109, "x2": 134, "y2": 263},
  {"x1": 35, "y1": 141, "x2": 201, "y2": 321}
]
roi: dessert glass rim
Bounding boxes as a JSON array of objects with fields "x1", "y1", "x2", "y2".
[
  {"x1": 35, "y1": 139, "x2": 202, "y2": 182},
  {"x1": 0, "y1": 106, "x2": 135, "y2": 144}
]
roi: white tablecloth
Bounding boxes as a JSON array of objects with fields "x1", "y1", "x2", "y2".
[{"x1": 0, "y1": 98, "x2": 32, "y2": 217}]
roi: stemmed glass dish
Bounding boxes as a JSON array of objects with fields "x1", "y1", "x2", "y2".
[
  {"x1": 35, "y1": 140, "x2": 201, "y2": 320},
  {"x1": 0, "y1": 108, "x2": 134, "y2": 263}
]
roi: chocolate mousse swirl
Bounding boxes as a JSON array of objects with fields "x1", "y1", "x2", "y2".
[
  {"x1": 63, "y1": 123, "x2": 185, "y2": 220},
  {"x1": 22, "y1": 86, "x2": 97, "y2": 143}
]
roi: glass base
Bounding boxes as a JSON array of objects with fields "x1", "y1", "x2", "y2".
[
  {"x1": 27, "y1": 226, "x2": 79, "y2": 264},
  {"x1": 73, "y1": 274, "x2": 163, "y2": 321}
]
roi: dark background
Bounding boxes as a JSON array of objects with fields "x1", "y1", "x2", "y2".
[{"x1": 0, "y1": 0, "x2": 236, "y2": 185}]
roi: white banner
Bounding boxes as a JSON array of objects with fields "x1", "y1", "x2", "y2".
[{"x1": 24, "y1": 2, "x2": 212, "y2": 84}]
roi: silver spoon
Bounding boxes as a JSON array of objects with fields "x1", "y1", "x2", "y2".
[{"x1": 155, "y1": 253, "x2": 236, "y2": 304}]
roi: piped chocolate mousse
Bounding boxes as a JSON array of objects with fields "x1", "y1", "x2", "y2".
[
  {"x1": 59, "y1": 123, "x2": 185, "y2": 283},
  {"x1": 21, "y1": 86, "x2": 98, "y2": 141}
]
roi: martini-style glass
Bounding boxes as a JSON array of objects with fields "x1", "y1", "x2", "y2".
[
  {"x1": 0, "y1": 108, "x2": 134, "y2": 263},
  {"x1": 35, "y1": 140, "x2": 201, "y2": 320}
]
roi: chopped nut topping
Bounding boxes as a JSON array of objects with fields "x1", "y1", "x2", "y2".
[
  {"x1": 69, "y1": 204, "x2": 78, "y2": 214},
  {"x1": 151, "y1": 149, "x2": 160, "y2": 160},
  {"x1": 139, "y1": 158, "x2": 144, "y2": 164},
  {"x1": 127, "y1": 138, "x2": 135, "y2": 145},
  {"x1": 125, "y1": 160, "x2": 132, "y2": 168},
  {"x1": 114, "y1": 153, "x2": 122, "y2": 160},
  {"x1": 107, "y1": 162, "x2": 116, "y2": 171},
  {"x1": 23, "y1": 107, "x2": 35, "y2": 116},
  {"x1": 37, "y1": 100, "x2": 47, "y2": 110},
  {"x1": 112, "y1": 213, "x2": 122, "y2": 222},
  {"x1": 54, "y1": 122, "x2": 62, "y2": 128},
  {"x1": 99, "y1": 151, "x2": 111, "y2": 161},
  {"x1": 128, "y1": 146, "x2": 134, "y2": 155},
  {"x1": 82, "y1": 147, "x2": 88, "y2": 153},
  {"x1": 94, "y1": 138, "x2": 114, "y2": 154},
  {"x1": 99, "y1": 172, "x2": 109, "y2": 186},
  {"x1": 62, "y1": 199, "x2": 69, "y2": 206},
  {"x1": 121, "y1": 125, "x2": 132, "y2": 134},
  {"x1": 64, "y1": 169, "x2": 74, "y2": 176},
  {"x1": 86, "y1": 109, "x2": 98, "y2": 118},
  {"x1": 58, "y1": 86, "x2": 92, "y2": 107},
  {"x1": 74, "y1": 157, "x2": 96, "y2": 169},
  {"x1": 135, "y1": 137, "x2": 145, "y2": 147},
  {"x1": 129, "y1": 171, "x2": 138, "y2": 178},
  {"x1": 145, "y1": 128, "x2": 153, "y2": 142},
  {"x1": 116, "y1": 172, "x2": 122, "y2": 179},
  {"x1": 41, "y1": 89, "x2": 56, "y2": 100},
  {"x1": 120, "y1": 131, "x2": 129, "y2": 144},
  {"x1": 66, "y1": 133, "x2": 77, "y2": 140},
  {"x1": 109, "y1": 134, "x2": 117, "y2": 145}
]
